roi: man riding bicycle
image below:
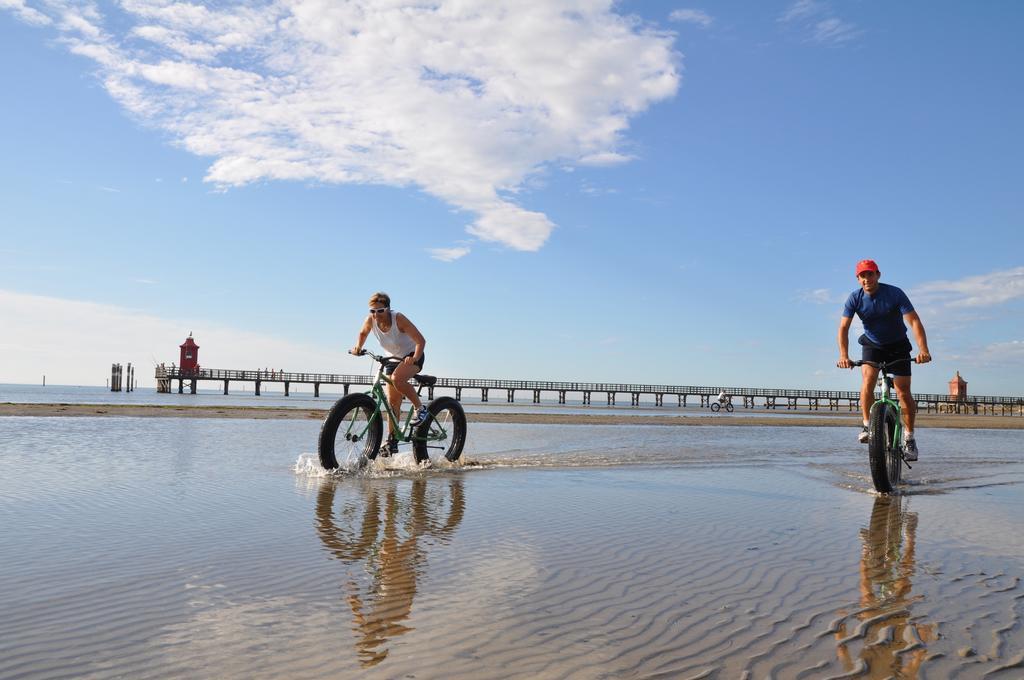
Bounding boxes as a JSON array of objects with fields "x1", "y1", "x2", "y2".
[
  {"x1": 350, "y1": 292, "x2": 428, "y2": 455},
  {"x1": 837, "y1": 260, "x2": 932, "y2": 461}
]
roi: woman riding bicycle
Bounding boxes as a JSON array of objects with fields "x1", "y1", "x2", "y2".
[{"x1": 350, "y1": 292, "x2": 428, "y2": 454}]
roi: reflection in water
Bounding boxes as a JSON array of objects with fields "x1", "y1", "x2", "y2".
[
  {"x1": 315, "y1": 477, "x2": 465, "y2": 667},
  {"x1": 835, "y1": 495, "x2": 936, "y2": 677}
]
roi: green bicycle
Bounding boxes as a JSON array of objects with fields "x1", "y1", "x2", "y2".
[
  {"x1": 318, "y1": 349, "x2": 467, "y2": 470},
  {"x1": 851, "y1": 359, "x2": 911, "y2": 493}
]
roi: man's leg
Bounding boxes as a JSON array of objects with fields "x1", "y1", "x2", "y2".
[
  {"x1": 894, "y1": 376, "x2": 916, "y2": 432},
  {"x1": 894, "y1": 375, "x2": 919, "y2": 460},
  {"x1": 860, "y1": 363, "x2": 879, "y2": 424}
]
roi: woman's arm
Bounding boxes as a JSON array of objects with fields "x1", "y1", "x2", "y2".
[
  {"x1": 350, "y1": 316, "x2": 373, "y2": 354},
  {"x1": 395, "y1": 313, "x2": 426, "y2": 362}
]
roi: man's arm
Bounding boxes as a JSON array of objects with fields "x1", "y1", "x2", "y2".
[
  {"x1": 395, "y1": 313, "x2": 426, "y2": 362},
  {"x1": 350, "y1": 316, "x2": 372, "y2": 354},
  {"x1": 837, "y1": 316, "x2": 854, "y2": 368},
  {"x1": 904, "y1": 311, "x2": 932, "y2": 363}
]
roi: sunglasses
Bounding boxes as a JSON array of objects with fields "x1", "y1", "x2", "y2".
[{"x1": 369, "y1": 308, "x2": 388, "y2": 314}]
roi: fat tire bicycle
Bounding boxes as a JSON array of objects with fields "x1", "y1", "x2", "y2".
[
  {"x1": 850, "y1": 359, "x2": 912, "y2": 494},
  {"x1": 318, "y1": 350, "x2": 467, "y2": 470},
  {"x1": 710, "y1": 401, "x2": 734, "y2": 413}
]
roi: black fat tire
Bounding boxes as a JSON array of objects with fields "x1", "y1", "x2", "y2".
[
  {"x1": 868, "y1": 402, "x2": 901, "y2": 493},
  {"x1": 725, "y1": 403, "x2": 734, "y2": 413},
  {"x1": 413, "y1": 396, "x2": 467, "y2": 464},
  {"x1": 710, "y1": 402, "x2": 721, "y2": 412},
  {"x1": 318, "y1": 393, "x2": 382, "y2": 470}
]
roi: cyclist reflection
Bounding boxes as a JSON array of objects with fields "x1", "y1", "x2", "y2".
[
  {"x1": 315, "y1": 477, "x2": 464, "y2": 667},
  {"x1": 835, "y1": 495, "x2": 936, "y2": 677}
]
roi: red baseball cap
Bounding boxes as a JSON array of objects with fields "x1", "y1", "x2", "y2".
[{"x1": 855, "y1": 259, "x2": 879, "y2": 275}]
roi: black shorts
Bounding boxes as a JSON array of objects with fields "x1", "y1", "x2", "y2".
[
  {"x1": 384, "y1": 352, "x2": 424, "y2": 375},
  {"x1": 859, "y1": 335, "x2": 912, "y2": 376}
]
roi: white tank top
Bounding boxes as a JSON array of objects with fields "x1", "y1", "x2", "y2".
[{"x1": 372, "y1": 311, "x2": 416, "y2": 357}]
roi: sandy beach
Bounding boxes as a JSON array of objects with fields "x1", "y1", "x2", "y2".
[{"x1": 2, "y1": 400, "x2": 1023, "y2": 429}]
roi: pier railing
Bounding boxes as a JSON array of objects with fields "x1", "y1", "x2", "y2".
[{"x1": 153, "y1": 366, "x2": 1023, "y2": 414}]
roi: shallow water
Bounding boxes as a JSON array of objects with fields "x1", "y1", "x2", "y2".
[
  {"x1": 0, "y1": 382, "x2": 839, "y2": 419},
  {"x1": 2, "y1": 417, "x2": 1022, "y2": 678}
]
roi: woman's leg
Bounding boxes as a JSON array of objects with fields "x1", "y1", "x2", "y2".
[{"x1": 388, "y1": 358, "x2": 424, "y2": 430}]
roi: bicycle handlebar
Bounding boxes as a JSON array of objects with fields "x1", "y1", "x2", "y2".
[
  {"x1": 845, "y1": 358, "x2": 913, "y2": 370},
  {"x1": 350, "y1": 349, "x2": 403, "y2": 364}
]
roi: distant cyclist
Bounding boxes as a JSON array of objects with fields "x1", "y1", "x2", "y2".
[
  {"x1": 351, "y1": 292, "x2": 428, "y2": 455},
  {"x1": 837, "y1": 260, "x2": 931, "y2": 460}
]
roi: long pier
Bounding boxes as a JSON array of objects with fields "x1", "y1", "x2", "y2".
[{"x1": 154, "y1": 367, "x2": 1024, "y2": 415}]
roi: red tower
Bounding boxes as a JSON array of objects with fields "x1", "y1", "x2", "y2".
[
  {"x1": 179, "y1": 333, "x2": 200, "y2": 374},
  {"x1": 948, "y1": 371, "x2": 967, "y2": 401}
]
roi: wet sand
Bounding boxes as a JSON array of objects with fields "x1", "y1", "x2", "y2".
[
  {"x1": 2, "y1": 417, "x2": 1023, "y2": 678},
  {"x1": 2, "y1": 401, "x2": 1023, "y2": 428}
]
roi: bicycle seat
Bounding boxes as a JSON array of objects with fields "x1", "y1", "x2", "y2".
[{"x1": 414, "y1": 374, "x2": 436, "y2": 386}]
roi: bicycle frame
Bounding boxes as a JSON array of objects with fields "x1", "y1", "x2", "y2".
[
  {"x1": 342, "y1": 352, "x2": 446, "y2": 445},
  {"x1": 870, "y1": 366, "x2": 903, "y2": 455}
]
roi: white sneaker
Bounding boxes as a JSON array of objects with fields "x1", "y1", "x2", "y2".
[
  {"x1": 858, "y1": 426, "x2": 870, "y2": 444},
  {"x1": 904, "y1": 437, "x2": 919, "y2": 462},
  {"x1": 412, "y1": 406, "x2": 429, "y2": 427}
]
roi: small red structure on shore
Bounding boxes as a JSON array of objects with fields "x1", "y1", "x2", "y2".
[
  {"x1": 179, "y1": 333, "x2": 200, "y2": 375},
  {"x1": 949, "y1": 371, "x2": 967, "y2": 401}
]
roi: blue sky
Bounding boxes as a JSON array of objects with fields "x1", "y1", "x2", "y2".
[{"x1": 1, "y1": 1, "x2": 1022, "y2": 395}]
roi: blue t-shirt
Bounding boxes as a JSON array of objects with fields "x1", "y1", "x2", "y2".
[{"x1": 842, "y1": 283, "x2": 914, "y2": 346}]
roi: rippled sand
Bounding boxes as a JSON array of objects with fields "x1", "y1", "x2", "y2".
[{"x1": 1, "y1": 418, "x2": 1022, "y2": 678}]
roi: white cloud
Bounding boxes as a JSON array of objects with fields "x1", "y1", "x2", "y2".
[
  {"x1": 913, "y1": 266, "x2": 1024, "y2": 308},
  {"x1": 669, "y1": 9, "x2": 713, "y2": 28},
  {"x1": 0, "y1": 0, "x2": 49, "y2": 25},
  {"x1": 427, "y1": 246, "x2": 470, "y2": 262},
  {"x1": 579, "y1": 179, "x2": 618, "y2": 196},
  {"x1": 778, "y1": 0, "x2": 861, "y2": 46},
  {"x1": 0, "y1": 289, "x2": 353, "y2": 386},
  {"x1": 811, "y1": 18, "x2": 860, "y2": 45},
  {"x1": 6, "y1": 1, "x2": 681, "y2": 253},
  {"x1": 579, "y1": 151, "x2": 635, "y2": 166},
  {"x1": 798, "y1": 288, "x2": 841, "y2": 304},
  {"x1": 779, "y1": 0, "x2": 821, "y2": 23},
  {"x1": 979, "y1": 339, "x2": 1024, "y2": 364}
]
